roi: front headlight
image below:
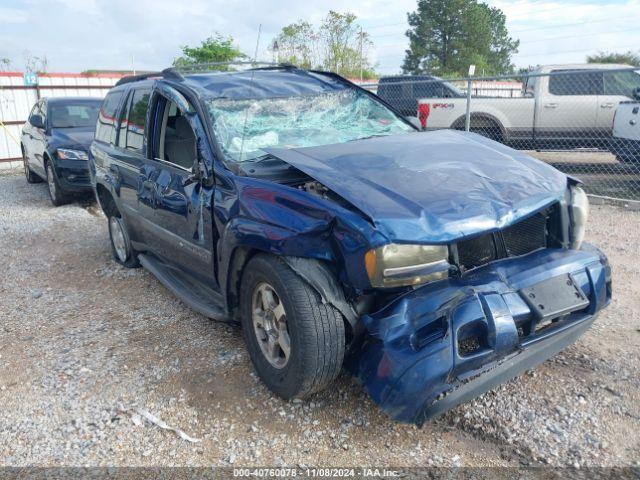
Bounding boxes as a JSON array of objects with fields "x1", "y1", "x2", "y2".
[
  {"x1": 365, "y1": 244, "x2": 450, "y2": 288},
  {"x1": 569, "y1": 185, "x2": 589, "y2": 249},
  {"x1": 57, "y1": 148, "x2": 88, "y2": 160}
]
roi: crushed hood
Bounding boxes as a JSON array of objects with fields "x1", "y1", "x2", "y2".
[{"x1": 266, "y1": 130, "x2": 568, "y2": 243}]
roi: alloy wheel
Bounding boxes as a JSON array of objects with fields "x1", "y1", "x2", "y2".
[
  {"x1": 46, "y1": 165, "x2": 57, "y2": 202},
  {"x1": 251, "y1": 282, "x2": 291, "y2": 369},
  {"x1": 109, "y1": 217, "x2": 129, "y2": 263}
]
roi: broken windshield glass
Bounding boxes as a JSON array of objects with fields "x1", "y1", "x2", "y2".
[{"x1": 207, "y1": 89, "x2": 413, "y2": 162}]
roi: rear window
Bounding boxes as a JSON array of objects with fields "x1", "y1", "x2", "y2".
[
  {"x1": 126, "y1": 89, "x2": 151, "y2": 153},
  {"x1": 96, "y1": 91, "x2": 124, "y2": 144}
]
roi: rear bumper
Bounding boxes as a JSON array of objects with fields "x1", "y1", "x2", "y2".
[
  {"x1": 348, "y1": 244, "x2": 611, "y2": 424},
  {"x1": 53, "y1": 159, "x2": 92, "y2": 192}
]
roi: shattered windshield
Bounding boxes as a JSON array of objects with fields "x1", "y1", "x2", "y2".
[{"x1": 207, "y1": 89, "x2": 413, "y2": 162}]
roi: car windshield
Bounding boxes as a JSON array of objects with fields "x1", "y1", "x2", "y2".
[
  {"x1": 50, "y1": 102, "x2": 100, "y2": 128},
  {"x1": 207, "y1": 89, "x2": 413, "y2": 162}
]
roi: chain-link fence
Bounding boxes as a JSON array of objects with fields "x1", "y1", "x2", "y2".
[{"x1": 366, "y1": 67, "x2": 640, "y2": 202}]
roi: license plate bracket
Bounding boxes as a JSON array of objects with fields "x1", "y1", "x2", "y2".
[{"x1": 520, "y1": 274, "x2": 589, "y2": 320}]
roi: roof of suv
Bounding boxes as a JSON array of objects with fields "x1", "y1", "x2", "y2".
[
  {"x1": 114, "y1": 68, "x2": 352, "y2": 101},
  {"x1": 44, "y1": 96, "x2": 102, "y2": 104}
]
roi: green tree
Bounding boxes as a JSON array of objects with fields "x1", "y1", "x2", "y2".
[
  {"x1": 272, "y1": 21, "x2": 316, "y2": 69},
  {"x1": 587, "y1": 51, "x2": 640, "y2": 66},
  {"x1": 271, "y1": 11, "x2": 377, "y2": 80},
  {"x1": 402, "y1": 0, "x2": 519, "y2": 77},
  {"x1": 173, "y1": 33, "x2": 247, "y2": 69}
]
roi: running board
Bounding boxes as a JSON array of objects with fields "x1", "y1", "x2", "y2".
[{"x1": 138, "y1": 254, "x2": 232, "y2": 323}]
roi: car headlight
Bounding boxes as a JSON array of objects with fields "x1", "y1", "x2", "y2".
[
  {"x1": 57, "y1": 148, "x2": 88, "y2": 160},
  {"x1": 569, "y1": 185, "x2": 589, "y2": 249},
  {"x1": 364, "y1": 244, "x2": 450, "y2": 288}
]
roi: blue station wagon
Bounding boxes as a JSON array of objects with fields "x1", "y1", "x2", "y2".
[{"x1": 89, "y1": 65, "x2": 611, "y2": 424}]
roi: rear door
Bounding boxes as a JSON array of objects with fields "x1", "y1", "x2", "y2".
[
  {"x1": 110, "y1": 87, "x2": 155, "y2": 243},
  {"x1": 141, "y1": 87, "x2": 217, "y2": 285},
  {"x1": 92, "y1": 88, "x2": 146, "y2": 235},
  {"x1": 535, "y1": 70, "x2": 600, "y2": 143}
]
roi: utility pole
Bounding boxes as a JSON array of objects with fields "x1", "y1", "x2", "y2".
[{"x1": 465, "y1": 64, "x2": 475, "y2": 132}]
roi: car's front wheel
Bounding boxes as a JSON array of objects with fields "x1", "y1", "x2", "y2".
[
  {"x1": 240, "y1": 254, "x2": 345, "y2": 399},
  {"x1": 46, "y1": 162, "x2": 70, "y2": 206},
  {"x1": 108, "y1": 214, "x2": 140, "y2": 268}
]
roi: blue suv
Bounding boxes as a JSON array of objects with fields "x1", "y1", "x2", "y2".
[{"x1": 89, "y1": 65, "x2": 611, "y2": 424}]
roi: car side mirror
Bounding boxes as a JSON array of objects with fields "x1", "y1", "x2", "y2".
[
  {"x1": 633, "y1": 87, "x2": 640, "y2": 101},
  {"x1": 29, "y1": 114, "x2": 45, "y2": 129},
  {"x1": 183, "y1": 156, "x2": 214, "y2": 188}
]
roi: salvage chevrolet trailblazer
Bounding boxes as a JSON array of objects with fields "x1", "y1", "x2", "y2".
[{"x1": 89, "y1": 64, "x2": 611, "y2": 424}]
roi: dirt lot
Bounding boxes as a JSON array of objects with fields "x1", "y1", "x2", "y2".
[{"x1": 0, "y1": 171, "x2": 639, "y2": 468}]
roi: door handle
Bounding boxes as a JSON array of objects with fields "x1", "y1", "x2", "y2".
[
  {"x1": 544, "y1": 103, "x2": 558, "y2": 109},
  {"x1": 600, "y1": 103, "x2": 615, "y2": 108}
]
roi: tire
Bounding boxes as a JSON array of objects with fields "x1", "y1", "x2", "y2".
[
  {"x1": 240, "y1": 254, "x2": 345, "y2": 399},
  {"x1": 108, "y1": 214, "x2": 140, "y2": 268},
  {"x1": 22, "y1": 147, "x2": 42, "y2": 184},
  {"x1": 455, "y1": 117, "x2": 503, "y2": 143},
  {"x1": 45, "y1": 162, "x2": 70, "y2": 206}
]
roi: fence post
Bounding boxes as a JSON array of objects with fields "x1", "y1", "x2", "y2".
[{"x1": 465, "y1": 65, "x2": 475, "y2": 132}]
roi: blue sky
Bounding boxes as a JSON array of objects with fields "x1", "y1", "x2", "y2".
[{"x1": 0, "y1": 0, "x2": 638, "y2": 74}]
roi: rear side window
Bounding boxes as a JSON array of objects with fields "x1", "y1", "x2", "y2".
[
  {"x1": 125, "y1": 89, "x2": 151, "y2": 153},
  {"x1": 96, "y1": 90, "x2": 124, "y2": 144},
  {"x1": 549, "y1": 70, "x2": 603, "y2": 96}
]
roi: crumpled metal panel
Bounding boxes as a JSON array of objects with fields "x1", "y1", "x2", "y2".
[{"x1": 266, "y1": 129, "x2": 568, "y2": 243}]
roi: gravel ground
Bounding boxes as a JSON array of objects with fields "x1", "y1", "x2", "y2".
[{"x1": 0, "y1": 171, "x2": 639, "y2": 467}]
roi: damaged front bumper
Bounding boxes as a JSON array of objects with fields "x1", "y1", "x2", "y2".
[{"x1": 348, "y1": 243, "x2": 611, "y2": 425}]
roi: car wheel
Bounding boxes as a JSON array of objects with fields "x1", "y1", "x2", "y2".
[
  {"x1": 46, "y1": 162, "x2": 70, "y2": 206},
  {"x1": 22, "y1": 148, "x2": 42, "y2": 184},
  {"x1": 240, "y1": 254, "x2": 345, "y2": 399},
  {"x1": 108, "y1": 214, "x2": 140, "y2": 268}
]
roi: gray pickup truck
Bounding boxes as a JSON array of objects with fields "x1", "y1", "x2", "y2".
[{"x1": 417, "y1": 64, "x2": 640, "y2": 149}]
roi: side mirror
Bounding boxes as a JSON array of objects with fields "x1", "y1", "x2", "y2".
[
  {"x1": 183, "y1": 156, "x2": 214, "y2": 188},
  {"x1": 29, "y1": 114, "x2": 45, "y2": 129},
  {"x1": 633, "y1": 87, "x2": 640, "y2": 101}
]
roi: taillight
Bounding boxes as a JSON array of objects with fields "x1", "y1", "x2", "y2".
[{"x1": 418, "y1": 103, "x2": 430, "y2": 129}]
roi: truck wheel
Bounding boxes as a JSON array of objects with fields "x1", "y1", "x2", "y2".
[
  {"x1": 108, "y1": 214, "x2": 140, "y2": 268},
  {"x1": 46, "y1": 162, "x2": 70, "y2": 206},
  {"x1": 240, "y1": 254, "x2": 345, "y2": 399},
  {"x1": 455, "y1": 117, "x2": 503, "y2": 143}
]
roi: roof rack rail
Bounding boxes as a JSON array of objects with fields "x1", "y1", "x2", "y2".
[
  {"x1": 114, "y1": 68, "x2": 184, "y2": 86},
  {"x1": 173, "y1": 61, "x2": 297, "y2": 73}
]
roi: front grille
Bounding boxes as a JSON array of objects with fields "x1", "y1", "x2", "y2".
[
  {"x1": 455, "y1": 207, "x2": 552, "y2": 271},
  {"x1": 502, "y1": 212, "x2": 547, "y2": 256},
  {"x1": 457, "y1": 233, "x2": 497, "y2": 270}
]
